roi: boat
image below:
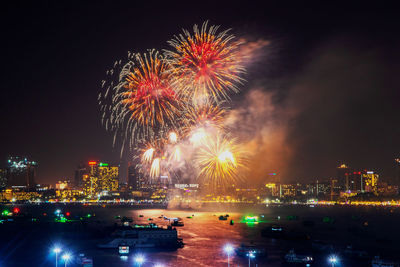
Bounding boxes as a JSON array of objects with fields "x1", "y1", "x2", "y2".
[
  {"x1": 98, "y1": 224, "x2": 184, "y2": 249},
  {"x1": 372, "y1": 256, "x2": 400, "y2": 267},
  {"x1": 261, "y1": 225, "x2": 284, "y2": 238},
  {"x1": 235, "y1": 244, "x2": 267, "y2": 258},
  {"x1": 284, "y1": 249, "x2": 314, "y2": 264},
  {"x1": 219, "y1": 215, "x2": 228, "y2": 220},
  {"x1": 77, "y1": 254, "x2": 93, "y2": 267},
  {"x1": 171, "y1": 219, "x2": 184, "y2": 227}
]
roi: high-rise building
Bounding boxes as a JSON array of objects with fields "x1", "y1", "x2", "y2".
[
  {"x1": 128, "y1": 162, "x2": 146, "y2": 191},
  {"x1": 74, "y1": 163, "x2": 88, "y2": 187},
  {"x1": 6, "y1": 156, "x2": 37, "y2": 189},
  {"x1": 82, "y1": 161, "x2": 119, "y2": 197},
  {"x1": 98, "y1": 163, "x2": 119, "y2": 192},
  {"x1": 363, "y1": 171, "x2": 379, "y2": 193},
  {"x1": 337, "y1": 163, "x2": 350, "y2": 191}
]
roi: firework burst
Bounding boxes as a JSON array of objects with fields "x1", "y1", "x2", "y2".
[
  {"x1": 195, "y1": 134, "x2": 246, "y2": 190},
  {"x1": 100, "y1": 49, "x2": 182, "y2": 148},
  {"x1": 182, "y1": 102, "x2": 226, "y2": 135},
  {"x1": 165, "y1": 21, "x2": 244, "y2": 104}
]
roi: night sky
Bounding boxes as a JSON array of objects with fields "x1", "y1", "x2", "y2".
[{"x1": 1, "y1": 1, "x2": 399, "y2": 184}]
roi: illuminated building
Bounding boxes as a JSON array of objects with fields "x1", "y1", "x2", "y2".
[
  {"x1": 98, "y1": 163, "x2": 119, "y2": 192},
  {"x1": 0, "y1": 188, "x2": 40, "y2": 202},
  {"x1": 55, "y1": 180, "x2": 70, "y2": 190},
  {"x1": 306, "y1": 180, "x2": 330, "y2": 197},
  {"x1": 128, "y1": 162, "x2": 146, "y2": 191},
  {"x1": 82, "y1": 161, "x2": 119, "y2": 198},
  {"x1": 363, "y1": 171, "x2": 379, "y2": 193},
  {"x1": 346, "y1": 171, "x2": 363, "y2": 192},
  {"x1": 83, "y1": 174, "x2": 98, "y2": 197},
  {"x1": 264, "y1": 183, "x2": 280, "y2": 197},
  {"x1": 55, "y1": 188, "x2": 84, "y2": 200},
  {"x1": 279, "y1": 184, "x2": 297, "y2": 197},
  {"x1": 337, "y1": 163, "x2": 350, "y2": 191},
  {"x1": 6, "y1": 156, "x2": 37, "y2": 189}
]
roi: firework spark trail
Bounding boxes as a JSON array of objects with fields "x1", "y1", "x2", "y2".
[
  {"x1": 165, "y1": 21, "x2": 245, "y2": 104},
  {"x1": 195, "y1": 134, "x2": 246, "y2": 190},
  {"x1": 99, "y1": 49, "x2": 182, "y2": 149},
  {"x1": 150, "y1": 158, "x2": 160, "y2": 178},
  {"x1": 100, "y1": 22, "x2": 252, "y2": 191}
]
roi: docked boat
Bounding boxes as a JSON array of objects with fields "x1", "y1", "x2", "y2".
[
  {"x1": 98, "y1": 224, "x2": 184, "y2": 249},
  {"x1": 235, "y1": 244, "x2": 267, "y2": 258},
  {"x1": 284, "y1": 249, "x2": 314, "y2": 264},
  {"x1": 372, "y1": 256, "x2": 400, "y2": 267},
  {"x1": 171, "y1": 219, "x2": 184, "y2": 227}
]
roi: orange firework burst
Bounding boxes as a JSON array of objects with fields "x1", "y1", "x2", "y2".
[
  {"x1": 102, "y1": 50, "x2": 182, "y2": 147},
  {"x1": 165, "y1": 21, "x2": 244, "y2": 103},
  {"x1": 182, "y1": 102, "x2": 226, "y2": 135}
]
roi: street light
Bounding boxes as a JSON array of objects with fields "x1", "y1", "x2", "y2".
[
  {"x1": 224, "y1": 244, "x2": 234, "y2": 267},
  {"x1": 53, "y1": 247, "x2": 61, "y2": 267},
  {"x1": 247, "y1": 252, "x2": 255, "y2": 267},
  {"x1": 62, "y1": 253, "x2": 71, "y2": 267},
  {"x1": 134, "y1": 255, "x2": 145, "y2": 267},
  {"x1": 328, "y1": 255, "x2": 338, "y2": 267}
]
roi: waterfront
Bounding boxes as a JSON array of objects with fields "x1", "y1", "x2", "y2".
[{"x1": 1, "y1": 204, "x2": 400, "y2": 266}]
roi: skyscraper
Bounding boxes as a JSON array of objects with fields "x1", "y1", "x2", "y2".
[
  {"x1": 337, "y1": 163, "x2": 350, "y2": 191},
  {"x1": 128, "y1": 162, "x2": 145, "y2": 191},
  {"x1": 82, "y1": 161, "x2": 119, "y2": 197},
  {"x1": 363, "y1": 171, "x2": 379, "y2": 193},
  {"x1": 6, "y1": 156, "x2": 37, "y2": 189},
  {"x1": 74, "y1": 163, "x2": 88, "y2": 187}
]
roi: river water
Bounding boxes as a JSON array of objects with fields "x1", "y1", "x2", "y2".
[{"x1": 0, "y1": 204, "x2": 399, "y2": 266}]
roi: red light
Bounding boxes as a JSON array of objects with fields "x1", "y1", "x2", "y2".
[
  {"x1": 66, "y1": 212, "x2": 70, "y2": 216},
  {"x1": 88, "y1": 161, "x2": 97, "y2": 165},
  {"x1": 358, "y1": 172, "x2": 361, "y2": 175},
  {"x1": 13, "y1": 207, "x2": 20, "y2": 214},
  {"x1": 353, "y1": 172, "x2": 356, "y2": 174}
]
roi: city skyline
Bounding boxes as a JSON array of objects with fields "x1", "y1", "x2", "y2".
[{"x1": 1, "y1": 2, "x2": 400, "y2": 185}]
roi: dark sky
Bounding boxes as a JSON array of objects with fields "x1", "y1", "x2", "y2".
[{"x1": 1, "y1": 1, "x2": 399, "y2": 184}]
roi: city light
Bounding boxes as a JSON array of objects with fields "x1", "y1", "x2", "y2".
[
  {"x1": 88, "y1": 161, "x2": 97, "y2": 165},
  {"x1": 328, "y1": 255, "x2": 338, "y2": 266},
  {"x1": 52, "y1": 247, "x2": 62, "y2": 267},
  {"x1": 224, "y1": 244, "x2": 234, "y2": 267},
  {"x1": 134, "y1": 255, "x2": 145, "y2": 266},
  {"x1": 247, "y1": 252, "x2": 255, "y2": 267},
  {"x1": 62, "y1": 253, "x2": 71, "y2": 267}
]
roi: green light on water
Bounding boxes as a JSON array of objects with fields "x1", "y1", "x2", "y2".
[{"x1": 2, "y1": 210, "x2": 10, "y2": 216}]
